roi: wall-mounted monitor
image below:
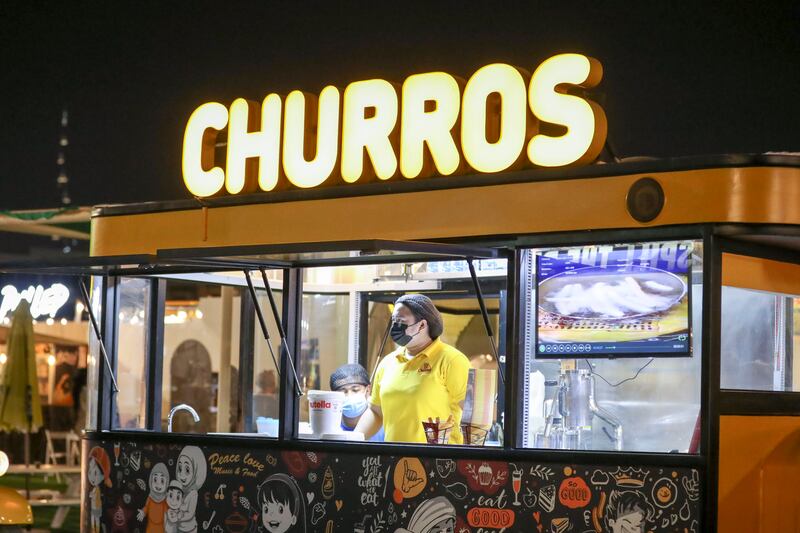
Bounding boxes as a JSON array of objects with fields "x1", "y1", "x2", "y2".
[{"x1": 535, "y1": 240, "x2": 693, "y2": 358}]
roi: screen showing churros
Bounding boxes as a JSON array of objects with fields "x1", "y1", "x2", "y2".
[{"x1": 536, "y1": 241, "x2": 693, "y2": 358}]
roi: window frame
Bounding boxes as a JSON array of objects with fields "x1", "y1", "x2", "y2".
[{"x1": 717, "y1": 235, "x2": 800, "y2": 414}]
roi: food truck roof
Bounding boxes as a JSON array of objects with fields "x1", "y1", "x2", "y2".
[{"x1": 87, "y1": 153, "x2": 800, "y2": 259}]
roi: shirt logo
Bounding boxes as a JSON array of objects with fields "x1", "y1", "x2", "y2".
[{"x1": 418, "y1": 362, "x2": 432, "y2": 374}]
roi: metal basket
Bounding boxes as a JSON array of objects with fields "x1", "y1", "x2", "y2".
[
  {"x1": 461, "y1": 423, "x2": 489, "y2": 446},
  {"x1": 422, "y1": 420, "x2": 454, "y2": 444}
]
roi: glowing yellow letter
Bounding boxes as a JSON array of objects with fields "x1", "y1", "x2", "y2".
[
  {"x1": 341, "y1": 79, "x2": 399, "y2": 182},
  {"x1": 182, "y1": 102, "x2": 228, "y2": 197},
  {"x1": 399, "y1": 72, "x2": 461, "y2": 179},
  {"x1": 282, "y1": 86, "x2": 341, "y2": 188},
  {"x1": 226, "y1": 95, "x2": 282, "y2": 194},
  {"x1": 527, "y1": 54, "x2": 606, "y2": 167},
  {"x1": 461, "y1": 64, "x2": 529, "y2": 173}
]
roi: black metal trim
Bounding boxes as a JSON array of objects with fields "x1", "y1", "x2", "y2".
[
  {"x1": 502, "y1": 249, "x2": 520, "y2": 449},
  {"x1": 93, "y1": 153, "x2": 800, "y2": 218},
  {"x1": 155, "y1": 239, "x2": 499, "y2": 267},
  {"x1": 85, "y1": 429, "x2": 706, "y2": 468},
  {"x1": 716, "y1": 234, "x2": 800, "y2": 265},
  {"x1": 98, "y1": 276, "x2": 119, "y2": 431},
  {"x1": 700, "y1": 228, "x2": 722, "y2": 533},
  {"x1": 279, "y1": 268, "x2": 302, "y2": 441},
  {"x1": 239, "y1": 288, "x2": 256, "y2": 433},
  {"x1": 145, "y1": 279, "x2": 166, "y2": 431},
  {"x1": 719, "y1": 391, "x2": 800, "y2": 416}
]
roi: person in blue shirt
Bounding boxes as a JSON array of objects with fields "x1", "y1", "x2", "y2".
[{"x1": 330, "y1": 363, "x2": 384, "y2": 442}]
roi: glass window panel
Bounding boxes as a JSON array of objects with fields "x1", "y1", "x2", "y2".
[
  {"x1": 161, "y1": 279, "x2": 242, "y2": 433},
  {"x1": 251, "y1": 269, "x2": 283, "y2": 437},
  {"x1": 299, "y1": 260, "x2": 507, "y2": 446},
  {"x1": 114, "y1": 277, "x2": 149, "y2": 429},
  {"x1": 720, "y1": 254, "x2": 800, "y2": 392},
  {"x1": 519, "y1": 240, "x2": 703, "y2": 453}
]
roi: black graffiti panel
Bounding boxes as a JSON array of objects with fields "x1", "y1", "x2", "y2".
[{"x1": 83, "y1": 439, "x2": 701, "y2": 533}]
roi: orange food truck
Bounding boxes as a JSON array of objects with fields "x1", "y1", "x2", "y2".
[{"x1": 2, "y1": 53, "x2": 799, "y2": 533}]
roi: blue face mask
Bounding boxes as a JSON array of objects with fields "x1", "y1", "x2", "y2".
[{"x1": 341, "y1": 393, "x2": 368, "y2": 418}]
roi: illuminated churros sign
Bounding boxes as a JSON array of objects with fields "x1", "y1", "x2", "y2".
[{"x1": 182, "y1": 53, "x2": 607, "y2": 197}]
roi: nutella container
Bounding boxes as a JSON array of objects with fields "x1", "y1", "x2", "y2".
[{"x1": 307, "y1": 390, "x2": 345, "y2": 436}]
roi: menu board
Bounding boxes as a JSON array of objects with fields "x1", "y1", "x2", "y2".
[{"x1": 536, "y1": 241, "x2": 693, "y2": 358}]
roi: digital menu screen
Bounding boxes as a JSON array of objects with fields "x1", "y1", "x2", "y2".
[{"x1": 536, "y1": 241, "x2": 693, "y2": 358}]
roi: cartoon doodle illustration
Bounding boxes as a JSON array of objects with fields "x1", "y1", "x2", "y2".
[
  {"x1": 322, "y1": 466, "x2": 335, "y2": 500},
  {"x1": 387, "y1": 504, "x2": 398, "y2": 525},
  {"x1": 88, "y1": 446, "x2": 113, "y2": 533},
  {"x1": 435, "y1": 459, "x2": 456, "y2": 479},
  {"x1": 530, "y1": 464, "x2": 555, "y2": 481},
  {"x1": 239, "y1": 496, "x2": 251, "y2": 511},
  {"x1": 257, "y1": 473, "x2": 307, "y2": 533},
  {"x1": 603, "y1": 490, "x2": 654, "y2": 533},
  {"x1": 108, "y1": 498, "x2": 134, "y2": 533},
  {"x1": 511, "y1": 466, "x2": 524, "y2": 506},
  {"x1": 130, "y1": 451, "x2": 142, "y2": 471},
  {"x1": 224, "y1": 512, "x2": 249, "y2": 533},
  {"x1": 678, "y1": 500, "x2": 691, "y2": 521},
  {"x1": 308, "y1": 472, "x2": 317, "y2": 483},
  {"x1": 549, "y1": 517, "x2": 570, "y2": 533},
  {"x1": 137, "y1": 462, "x2": 169, "y2": 533},
  {"x1": 651, "y1": 477, "x2": 677, "y2": 509},
  {"x1": 392, "y1": 458, "x2": 427, "y2": 503},
  {"x1": 610, "y1": 468, "x2": 649, "y2": 488},
  {"x1": 212, "y1": 525, "x2": 223, "y2": 533},
  {"x1": 215, "y1": 484, "x2": 227, "y2": 500},
  {"x1": 311, "y1": 502, "x2": 326, "y2": 525},
  {"x1": 175, "y1": 445, "x2": 207, "y2": 533},
  {"x1": 523, "y1": 488, "x2": 538, "y2": 509},
  {"x1": 682, "y1": 470, "x2": 700, "y2": 502},
  {"x1": 165, "y1": 480, "x2": 184, "y2": 533},
  {"x1": 202, "y1": 510, "x2": 216, "y2": 530},
  {"x1": 282, "y1": 451, "x2": 323, "y2": 478},
  {"x1": 306, "y1": 492, "x2": 315, "y2": 504},
  {"x1": 589, "y1": 470, "x2": 610, "y2": 486},
  {"x1": 558, "y1": 477, "x2": 592, "y2": 509},
  {"x1": 457, "y1": 461, "x2": 508, "y2": 495},
  {"x1": 539, "y1": 484, "x2": 556, "y2": 513},
  {"x1": 443, "y1": 483, "x2": 468, "y2": 500},
  {"x1": 354, "y1": 514, "x2": 372, "y2": 533},
  {"x1": 336, "y1": 500, "x2": 343, "y2": 511},
  {"x1": 394, "y1": 496, "x2": 456, "y2": 533}
]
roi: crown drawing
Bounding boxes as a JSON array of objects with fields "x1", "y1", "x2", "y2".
[{"x1": 611, "y1": 468, "x2": 649, "y2": 487}]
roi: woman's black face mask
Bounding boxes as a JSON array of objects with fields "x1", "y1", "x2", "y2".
[{"x1": 390, "y1": 320, "x2": 421, "y2": 346}]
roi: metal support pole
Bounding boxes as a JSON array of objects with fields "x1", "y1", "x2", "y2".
[
  {"x1": 466, "y1": 258, "x2": 506, "y2": 385},
  {"x1": 259, "y1": 269, "x2": 303, "y2": 397},
  {"x1": 79, "y1": 278, "x2": 119, "y2": 392}
]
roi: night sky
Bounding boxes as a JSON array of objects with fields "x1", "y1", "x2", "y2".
[{"x1": 1, "y1": 2, "x2": 799, "y2": 211}]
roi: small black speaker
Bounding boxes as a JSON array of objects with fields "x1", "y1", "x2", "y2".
[{"x1": 626, "y1": 177, "x2": 664, "y2": 223}]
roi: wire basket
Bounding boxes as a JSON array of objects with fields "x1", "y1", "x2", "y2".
[
  {"x1": 422, "y1": 420, "x2": 454, "y2": 444},
  {"x1": 461, "y1": 423, "x2": 489, "y2": 446}
]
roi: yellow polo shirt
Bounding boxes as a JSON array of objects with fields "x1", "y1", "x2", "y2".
[{"x1": 371, "y1": 338, "x2": 470, "y2": 444}]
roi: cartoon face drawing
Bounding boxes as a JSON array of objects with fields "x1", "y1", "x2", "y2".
[
  {"x1": 428, "y1": 517, "x2": 455, "y2": 533},
  {"x1": 167, "y1": 485, "x2": 183, "y2": 510},
  {"x1": 257, "y1": 473, "x2": 306, "y2": 533},
  {"x1": 604, "y1": 490, "x2": 652, "y2": 533},
  {"x1": 176, "y1": 455, "x2": 194, "y2": 486},
  {"x1": 262, "y1": 494, "x2": 297, "y2": 533},
  {"x1": 396, "y1": 496, "x2": 456, "y2": 533},
  {"x1": 151, "y1": 469, "x2": 168, "y2": 495},
  {"x1": 88, "y1": 458, "x2": 104, "y2": 487}
]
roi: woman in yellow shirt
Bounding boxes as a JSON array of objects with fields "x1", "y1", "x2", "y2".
[{"x1": 356, "y1": 294, "x2": 470, "y2": 444}]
